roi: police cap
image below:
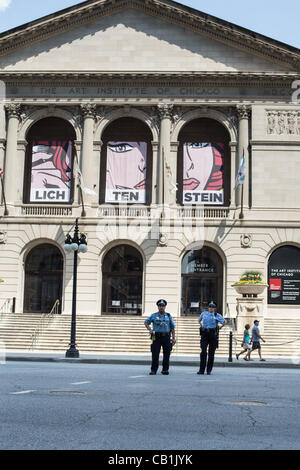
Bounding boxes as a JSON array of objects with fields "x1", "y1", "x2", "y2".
[
  {"x1": 157, "y1": 299, "x2": 167, "y2": 307},
  {"x1": 208, "y1": 301, "x2": 217, "y2": 308}
]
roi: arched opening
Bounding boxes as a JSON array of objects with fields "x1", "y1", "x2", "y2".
[
  {"x1": 102, "y1": 244, "x2": 143, "y2": 315},
  {"x1": 181, "y1": 246, "x2": 223, "y2": 315},
  {"x1": 100, "y1": 117, "x2": 153, "y2": 205},
  {"x1": 268, "y1": 245, "x2": 300, "y2": 305},
  {"x1": 23, "y1": 117, "x2": 76, "y2": 204},
  {"x1": 24, "y1": 244, "x2": 63, "y2": 313},
  {"x1": 177, "y1": 118, "x2": 231, "y2": 206}
]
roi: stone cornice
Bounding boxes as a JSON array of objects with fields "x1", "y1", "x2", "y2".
[
  {"x1": 1, "y1": 71, "x2": 299, "y2": 86},
  {"x1": 0, "y1": 0, "x2": 299, "y2": 71}
]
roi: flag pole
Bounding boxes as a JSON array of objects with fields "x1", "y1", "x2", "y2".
[
  {"x1": 0, "y1": 176, "x2": 8, "y2": 216},
  {"x1": 79, "y1": 186, "x2": 86, "y2": 218},
  {"x1": 239, "y1": 184, "x2": 244, "y2": 220}
]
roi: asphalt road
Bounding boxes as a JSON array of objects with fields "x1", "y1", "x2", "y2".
[{"x1": 0, "y1": 361, "x2": 300, "y2": 451}]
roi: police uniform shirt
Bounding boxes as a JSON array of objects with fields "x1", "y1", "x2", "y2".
[
  {"x1": 199, "y1": 311, "x2": 225, "y2": 329},
  {"x1": 145, "y1": 312, "x2": 175, "y2": 333}
]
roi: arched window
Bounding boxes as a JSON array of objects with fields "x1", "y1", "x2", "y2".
[
  {"x1": 268, "y1": 245, "x2": 300, "y2": 305},
  {"x1": 181, "y1": 246, "x2": 223, "y2": 315},
  {"x1": 24, "y1": 244, "x2": 63, "y2": 313},
  {"x1": 177, "y1": 118, "x2": 231, "y2": 206},
  {"x1": 102, "y1": 245, "x2": 143, "y2": 315},
  {"x1": 100, "y1": 118, "x2": 153, "y2": 205},
  {"x1": 23, "y1": 117, "x2": 76, "y2": 204}
]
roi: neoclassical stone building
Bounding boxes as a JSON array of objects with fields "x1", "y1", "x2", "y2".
[{"x1": 0, "y1": 0, "x2": 300, "y2": 327}]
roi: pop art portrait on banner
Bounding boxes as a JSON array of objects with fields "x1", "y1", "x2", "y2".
[
  {"x1": 105, "y1": 141, "x2": 147, "y2": 204},
  {"x1": 182, "y1": 142, "x2": 225, "y2": 205},
  {"x1": 30, "y1": 141, "x2": 73, "y2": 203}
]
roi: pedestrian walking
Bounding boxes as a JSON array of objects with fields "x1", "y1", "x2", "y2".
[
  {"x1": 236, "y1": 324, "x2": 251, "y2": 360},
  {"x1": 197, "y1": 301, "x2": 226, "y2": 375},
  {"x1": 144, "y1": 299, "x2": 176, "y2": 375},
  {"x1": 245, "y1": 320, "x2": 266, "y2": 361}
]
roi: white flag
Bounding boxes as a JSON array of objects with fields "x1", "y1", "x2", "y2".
[
  {"x1": 235, "y1": 153, "x2": 246, "y2": 189},
  {"x1": 165, "y1": 161, "x2": 178, "y2": 194},
  {"x1": 73, "y1": 159, "x2": 97, "y2": 196}
]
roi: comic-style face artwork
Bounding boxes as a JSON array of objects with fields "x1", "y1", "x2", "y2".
[
  {"x1": 30, "y1": 141, "x2": 72, "y2": 203},
  {"x1": 183, "y1": 142, "x2": 224, "y2": 205},
  {"x1": 105, "y1": 141, "x2": 147, "y2": 204}
]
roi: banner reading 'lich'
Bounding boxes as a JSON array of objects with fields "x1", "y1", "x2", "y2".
[
  {"x1": 30, "y1": 141, "x2": 73, "y2": 203},
  {"x1": 183, "y1": 142, "x2": 224, "y2": 205},
  {"x1": 105, "y1": 141, "x2": 147, "y2": 204}
]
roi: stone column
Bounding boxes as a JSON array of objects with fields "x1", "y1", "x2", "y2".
[
  {"x1": 16, "y1": 139, "x2": 28, "y2": 204},
  {"x1": 236, "y1": 105, "x2": 251, "y2": 209},
  {"x1": 157, "y1": 104, "x2": 173, "y2": 206},
  {"x1": 4, "y1": 104, "x2": 21, "y2": 208},
  {"x1": 80, "y1": 104, "x2": 97, "y2": 207}
]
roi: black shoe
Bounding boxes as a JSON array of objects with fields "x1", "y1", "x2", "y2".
[
  {"x1": 149, "y1": 371, "x2": 156, "y2": 375},
  {"x1": 207, "y1": 372, "x2": 211, "y2": 375},
  {"x1": 197, "y1": 370, "x2": 204, "y2": 375},
  {"x1": 161, "y1": 371, "x2": 169, "y2": 375}
]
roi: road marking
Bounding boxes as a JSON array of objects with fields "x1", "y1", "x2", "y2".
[
  {"x1": 129, "y1": 375, "x2": 147, "y2": 378},
  {"x1": 70, "y1": 381, "x2": 91, "y2": 385},
  {"x1": 10, "y1": 390, "x2": 36, "y2": 395}
]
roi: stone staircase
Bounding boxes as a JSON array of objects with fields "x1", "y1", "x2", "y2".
[{"x1": 0, "y1": 313, "x2": 299, "y2": 358}]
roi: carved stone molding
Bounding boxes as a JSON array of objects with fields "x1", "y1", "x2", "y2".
[
  {"x1": 237, "y1": 105, "x2": 251, "y2": 120},
  {"x1": 266, "y1": 110, "x2": 300, "y2": 135},
  {"x1": 80, "y1": 103, "x2": 97, "y2": 119},
  {"x1": 5, "y1": 103, "x2": 22, "y2": 119},
  {"x1": 157, "y1": 103, "x2": 174, "y2": 120},
  {"x1": 240, "y1": 233, "x2": 252, "y2": 248}
]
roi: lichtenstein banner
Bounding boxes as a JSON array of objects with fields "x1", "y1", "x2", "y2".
[
  {"x1": 105, "y1": 141, "x2": 147, "y2": 204},
  {"x1": 182, "y1": 142, "x2": 224, "y2": 205},
  {"x1": 30, "y1": 141, "x2": 72, "y2": 203}
]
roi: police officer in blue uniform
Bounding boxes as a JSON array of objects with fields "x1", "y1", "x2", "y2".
[
  {"x1": 198, "y1": 301, "x2": 226, "y2": 375},
  {"x1": 144, "y1": 300, "x2": 176, "y2": 375}
]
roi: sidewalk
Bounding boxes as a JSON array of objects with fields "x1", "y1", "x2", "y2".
[{"x1": 3, "y1": 351, "x2": 300, "y2": 368}]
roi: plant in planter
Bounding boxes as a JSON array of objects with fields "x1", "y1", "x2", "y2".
[{"x1": 232, "y1": 271, "x2": 268, "y2": 297}]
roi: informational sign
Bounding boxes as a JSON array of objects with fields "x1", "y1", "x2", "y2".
[
  {"x1": 105, "y1": 141, "x2": 147, "y2": 204},
  {"x1": 193, "y1": 261, "x2": 216, "y2": 274},
  {"x1": 268, "y1": 246, "x2": 300, "y2": 305},
  {"x1": 183, "y1": 142, "x2": 224, "y2": 205},
  {"x1": 30, "y1": 141, "x2": 72, "y2": 203}
]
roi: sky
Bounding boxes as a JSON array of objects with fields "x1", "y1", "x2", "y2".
[{"x1": 0, "y1": 0, "x2": 299, "y2": 48}]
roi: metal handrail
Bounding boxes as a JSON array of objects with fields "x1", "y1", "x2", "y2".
[{"x1": 30, "y1": 299, "x2": 60, "y2": 350}]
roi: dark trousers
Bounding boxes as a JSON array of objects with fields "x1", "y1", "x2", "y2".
[
  {"x1": 200, "y1": 331, "x2": 218, "y2": 374},
  {"x1": 151, "y1": 335, "x2": 171, "y2": 373}
]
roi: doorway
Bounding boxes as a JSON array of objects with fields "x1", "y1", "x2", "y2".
[
  {"x1": 181, "y1": 246, "x2": 223, "y2": 315},
  {"x1": 24, "y1": 244, "x2": 63, "y2": 313}
]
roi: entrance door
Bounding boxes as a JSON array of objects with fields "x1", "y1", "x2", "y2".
[
  {"x1": 102, "y1": 245, "x2": 143, "y2": 315},
  {"x1": 181, "y1": 247, "x2": 223, "y2": 315},
  {"x1": 24, "y1": 244, "x2": 63, "y2": 313}
]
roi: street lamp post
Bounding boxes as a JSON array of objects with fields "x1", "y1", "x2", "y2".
[{"x1": 63, "y1": 218, "x2": 88, "y2": 358}]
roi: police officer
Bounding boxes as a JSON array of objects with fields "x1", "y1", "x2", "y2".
[
  {"x1": 144, "y1": 300, "x2": 176, "y2": 375},
  {"x1": 198, "y1": 301, "x2": 226, "y2": 375}
]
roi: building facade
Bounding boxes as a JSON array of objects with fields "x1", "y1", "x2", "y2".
[{"x1": 0, "y1": 0, "x2": 300, "y2": 326}]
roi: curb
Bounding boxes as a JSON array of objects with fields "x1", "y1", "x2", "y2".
[{"x1": 5, "y1": 355, "x2": 300, "y2": 369}]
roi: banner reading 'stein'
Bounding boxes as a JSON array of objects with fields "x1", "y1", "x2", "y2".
[
  {"x1": 105, "y1": 141, "x2": 147, "y2": 204},
  {"x1": 30, "y1": 141, "x2": 72, "y2": 203},
  {"x1": 183, "y1": 142, "x2": 224, "y2": 205}
]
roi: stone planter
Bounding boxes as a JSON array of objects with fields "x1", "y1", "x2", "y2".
[{"x1": 232, "y1": 283, "x2": 268, "y2": 297}]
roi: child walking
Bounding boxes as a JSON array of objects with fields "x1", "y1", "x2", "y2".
[{"x1": 236, "y1": 324, "x2": 251, "y2": 360}]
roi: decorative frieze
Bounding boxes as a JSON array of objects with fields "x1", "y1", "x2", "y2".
[{"x1": 266, "y1": 110, "x2": 300, "y2": 135}]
